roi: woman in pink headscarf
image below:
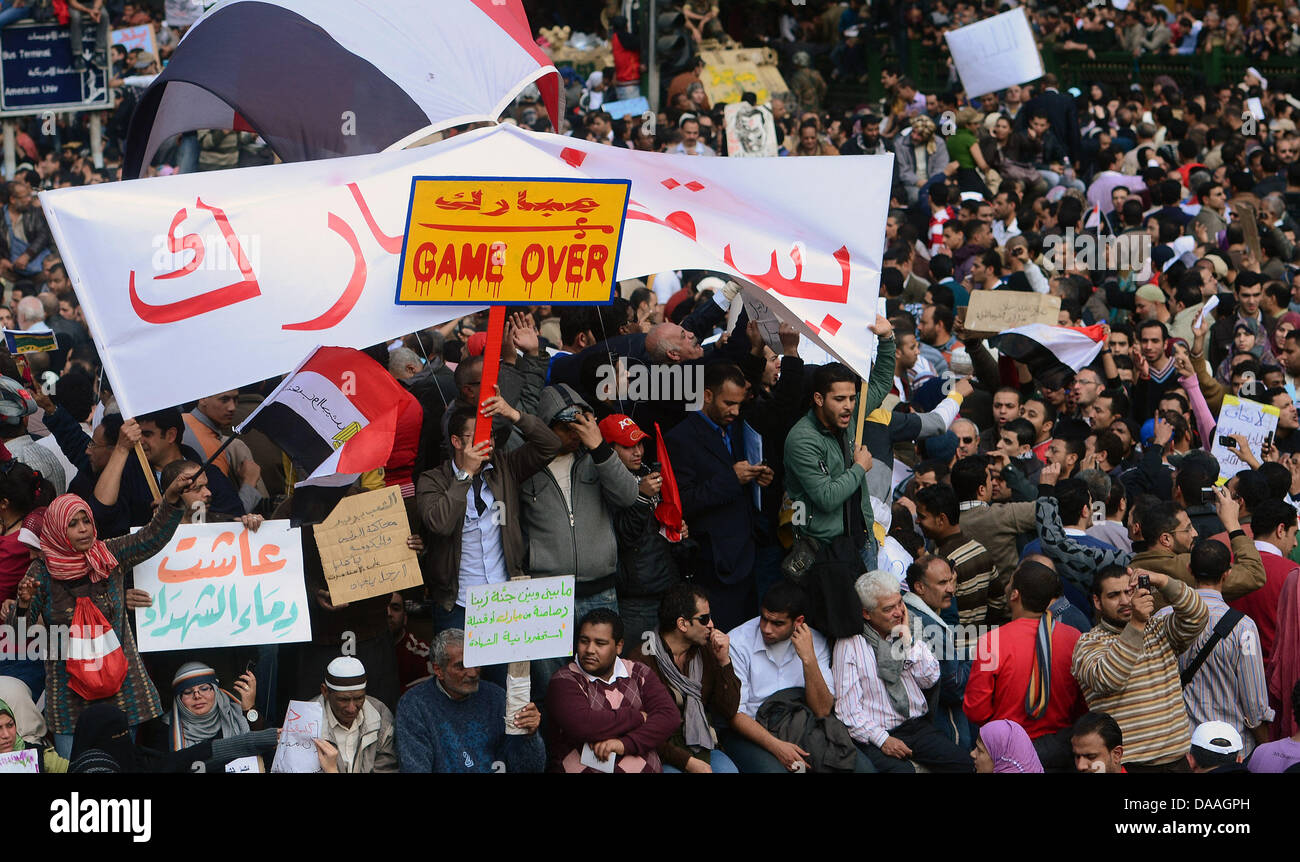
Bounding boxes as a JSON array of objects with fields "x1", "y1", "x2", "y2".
[
  {"x1": 5, "y1": 466, "x2": 199, "y2": 759},
  {"x1": 972, "y1": 720, "x2": 1045, "y2": 774}
]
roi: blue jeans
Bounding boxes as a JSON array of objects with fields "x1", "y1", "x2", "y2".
[
  {"x1": 176, "y1": 131, "x2": 200, "y2": 174},
  {"x1": 662, "y1": 748, "x2": 739, "y2": 773},
  {"x1": 617, "y1": 596, "x2": 660, "y2": 656},
  {"x1": 0, "y1": 3, "x2": 27, "y2": 29}
]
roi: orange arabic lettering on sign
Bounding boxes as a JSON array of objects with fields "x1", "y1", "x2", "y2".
[{"x1": 154, "y1": 528, "x2": 285, "y2": 582}]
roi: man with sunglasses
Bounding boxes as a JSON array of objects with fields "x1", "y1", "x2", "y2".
[{"x1": 625, "y1": 583, "x2": 741, "y2": 772}]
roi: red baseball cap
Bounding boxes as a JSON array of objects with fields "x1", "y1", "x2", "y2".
[
  {"x1": 598, "y1": 414, "x2": 648, "y2": 447},
  {"x1": 466, "y1": 331, "x2": 488, "y2": 358}
]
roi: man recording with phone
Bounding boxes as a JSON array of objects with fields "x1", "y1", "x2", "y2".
[
  {"x1": 1129, "y1": 488, "x2": 1266, "y2": 608},
  {"x1": 1071, "y1": 564, "x2": 1209, "y2": 772}
]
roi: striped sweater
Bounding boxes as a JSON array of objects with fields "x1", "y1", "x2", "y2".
[
  {"x1": 935, "y1": 531, "x2": 1000, "y2": 649},
  {"x1": 1070, "y1": 579, "x2": 1209, "y2": 765}
]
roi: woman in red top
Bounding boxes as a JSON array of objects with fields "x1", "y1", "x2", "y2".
[{"x1": 0, "y1": 459, "x2": 54, "y2": 698}]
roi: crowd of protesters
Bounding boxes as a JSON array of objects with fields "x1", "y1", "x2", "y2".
[{"x1": 0, "y1": 0, "x2": 1298, "y2": 774}]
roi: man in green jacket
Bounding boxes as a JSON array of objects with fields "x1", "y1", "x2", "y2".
[{"x1": 784, "y1": 317, "x2": 895, "y2": 567}]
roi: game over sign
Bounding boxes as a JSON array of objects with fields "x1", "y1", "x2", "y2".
[{"x1": 395, "y1": 176, "x2": 630, "y2": 305}]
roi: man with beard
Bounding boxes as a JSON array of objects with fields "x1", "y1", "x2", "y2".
[
  {"x1": 1071, "y1": 564, "x2": 1209, "y2": 772},
  {"x1": 839, "y1": 113, "x2": 888, "y2": 156},
  {"x1": 395, "y1": 629, "x2": 543, "y2": 773}
]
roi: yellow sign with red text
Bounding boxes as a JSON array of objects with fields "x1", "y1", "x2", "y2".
[{"x1": 395, "y1": 177, "x2": 630, "y2": 305}]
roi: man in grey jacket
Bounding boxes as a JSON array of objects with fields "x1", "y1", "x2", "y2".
[{"x1": 521, "y1": 384, "x2": 640, "y2": 695}]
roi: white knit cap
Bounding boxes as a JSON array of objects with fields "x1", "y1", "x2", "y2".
[{"x1": 325, "y1": 656, "x2": 367, "y2": 691}]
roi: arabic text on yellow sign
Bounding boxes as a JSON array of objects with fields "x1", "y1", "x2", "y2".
[{"x1": 396, "y1": 177, "x2": 630, "y2": 305}]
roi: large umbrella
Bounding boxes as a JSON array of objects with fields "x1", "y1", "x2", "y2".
[{"x1": 124, "y1": 0, "x2": 561, "y2": 177}]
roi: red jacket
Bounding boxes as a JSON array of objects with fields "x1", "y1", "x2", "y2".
[
  {"x1": 963, "y1": 617, "x2": 1086, "y2": 738},
  {"x1": 1231, "y1": 546, "x2": 1298, "y2": 667}
]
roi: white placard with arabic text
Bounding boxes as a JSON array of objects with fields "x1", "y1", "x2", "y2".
[
  {"x1": 133, "y1": 520, "x2": 311, "y2": 652},
  {"x1": 464, "y1": 576, "x2": 575, "y2": 668}
]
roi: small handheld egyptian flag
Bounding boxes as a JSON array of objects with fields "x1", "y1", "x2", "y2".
[{"x1": 237, "y1": 346, "x2": 418, "y2": 487}]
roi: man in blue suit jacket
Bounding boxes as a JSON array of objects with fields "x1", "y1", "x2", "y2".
[{"x1": 665, "y1": 362, "x2": 772, "y2": 631}]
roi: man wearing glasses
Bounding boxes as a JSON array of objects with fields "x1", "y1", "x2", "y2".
[
  {"x1": 625, "y1": 583, "x2": 741, "y2": 773},
  {"x1": 1069, "y1": 370, "x2": 1105, "y2": 424},
  {"x1": 1129, "y1": 493, "x2": 1264, "y2": 612}
]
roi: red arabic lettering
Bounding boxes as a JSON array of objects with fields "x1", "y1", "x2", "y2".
[
  {"x1": 625, "y1": 205, "x2": 698, "y2": 241},
  {"x1": 154, "y1": 208, "x2": 204, "y2": 279},
  {"x1": 348, "y1": 182, "x2": 403, "y2": 254},
  {"x1": 129, "y1": 198, "x2": 262, "y2": 325},
  {"x1": 722, "y1": 243, "x2": 852, "y2": 303},
  {"x1": 282, "y1": 212, "x2": 366, "y2": 331}
]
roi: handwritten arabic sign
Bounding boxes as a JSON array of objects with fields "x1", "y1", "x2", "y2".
[
  {"x1": 133, "y1": 521, "x2": 311, "y2": 652},
  {"x1": 962, "y1": 290, "x2": 1060, "y2": 336},
  {"x1": 464, "y1": 576, "x2": 575, "y2": 668},
  {"x1": 395, "y1": 177, "x2": 630, "y2": 306},
  {"x1": 0, "y1": 749, "x2": 39, "y2": 773},
  {"x1": 270, "y1": 700, "x2": 322, "y2": 774},
  {"x1": 314, "y1": 486, "x2": 422, "y2": 605},
  {"x1": 1211, "y1": 395, "x2": 1280, "y2": 480}
]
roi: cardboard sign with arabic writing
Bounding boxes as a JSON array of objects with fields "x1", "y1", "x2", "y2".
[
  {"x1": 314, "y1": 486, "x2": 423, "y2": 605},
  {"x1": 133, "y1": 520, "x2": 311, "y2": 652},
  {"x1": 395, "y1": 177, "x2": 629, "y2": 305},
  {"x1": 463, "y1": 576, "x2": 575, "y2": 668},
  {"x1": 962, "y1": 290, "x2": 1061, "y2": 336}
]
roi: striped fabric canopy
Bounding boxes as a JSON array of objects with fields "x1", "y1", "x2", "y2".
[{"x1": 125, "y1": 0, "x2": 562, "y2": 177}]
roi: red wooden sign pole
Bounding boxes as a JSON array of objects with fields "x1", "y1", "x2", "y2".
[{"x1": 473, "y1": 305, "x2": 508, "y2": 446}]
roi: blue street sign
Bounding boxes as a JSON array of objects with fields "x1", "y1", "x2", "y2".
[{"x1": 0, "y1": 22, "x2": 109, "y2": 116}]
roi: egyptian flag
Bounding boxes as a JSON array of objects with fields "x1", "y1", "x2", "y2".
[
  {"x1": 654, "y1": 422, "x2": 683, "y2": 543},
  {"x1": 124, "y1": 0, "x2": 562, "y2": 177},
  {"x1": 237, "y1": 346, "x2": 417, "y2": 487},
  {"x1": 996, "y1": 323, "x2": 1107, "y2": 380}
]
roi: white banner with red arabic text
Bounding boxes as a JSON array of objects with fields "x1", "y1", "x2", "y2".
[{"x1": 42, "y1": 124, "x2": 892, "y2": 417}]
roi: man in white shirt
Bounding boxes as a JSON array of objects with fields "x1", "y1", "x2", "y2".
[
  {"x1": 991, "y1": 189, "x2": 1022, "y2": 246},
  {"x1": 312, "y1": 657, "x2": 398, "y2": 773},
  {"x1": 671, "y1": 116, "x2": 716, "y2": 156},
  {"x1": 724, "y1": 581, "x2": 869, "y2": 772},
  {"x1": 834, "y1": 571, "x2": 974, "y2": 772}
]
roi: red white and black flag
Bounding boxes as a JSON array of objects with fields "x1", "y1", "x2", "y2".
[
  {"x1": 236, "y1": 346, "x2": 417, "y2": 486},
  {"x1": 997, "y1": 323, "x2": 1107, "y2": 379}
]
